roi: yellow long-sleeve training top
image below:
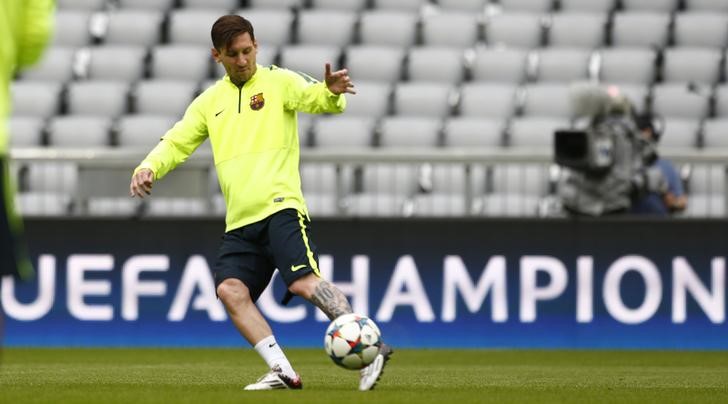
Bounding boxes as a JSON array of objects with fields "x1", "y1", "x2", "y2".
[
  {"x1": 0, "y1": 0, "x2": 55, "y2": 156},
  {"x1": 135, "y1": 65, "x2": 346, "y2": 232}
]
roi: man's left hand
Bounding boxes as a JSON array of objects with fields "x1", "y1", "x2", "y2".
[{"x1": 324, "y1": 63, "x2": 356, "y2": 95}]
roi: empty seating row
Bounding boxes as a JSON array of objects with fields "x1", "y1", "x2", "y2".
[
  {"x1": 19, "y1": 44, "x2": 728, "y2": 92},
  {"x1": 11, "y1": 110, "x2": 728, "y2": 153},
  {"x1": 57, "y1": 0, "x2": 728, "y2": 13},
  {"x1": 12, "y1": 78, "x2": 728, "y2": 126},
  {"x1": 53, "y1": 7, "x2": 728, "y2": 50},
  {"x1": 11, "y1": 158, "x2": 726, "y2": 218}
]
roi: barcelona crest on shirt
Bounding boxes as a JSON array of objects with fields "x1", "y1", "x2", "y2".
[{"x1": 250, "y1": 93, "x2": 265, "y2": 111}]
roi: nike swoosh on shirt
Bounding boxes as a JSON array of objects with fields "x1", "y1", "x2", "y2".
[
  {"x1": 291, "y1": 264, "x2": 307, "y2": 272},
  {"x1": 215, "y1": 109, "x2": 225, "y2": 117}
]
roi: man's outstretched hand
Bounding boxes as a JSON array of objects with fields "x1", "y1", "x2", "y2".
[
  {"x1": 130, "y1": 168, "x2": 154, "y2": 198},
  {"x1": 324, "y1": 63, "x2": 356, "y2": 95}
]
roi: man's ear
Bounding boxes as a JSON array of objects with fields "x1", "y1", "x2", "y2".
[{"x1": 211, "y1": 47, "x2": 221, "y2": 63}]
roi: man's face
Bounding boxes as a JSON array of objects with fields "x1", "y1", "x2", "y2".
[{"x1": 212, "y1": 32, "x2": 257, "y2": 84}]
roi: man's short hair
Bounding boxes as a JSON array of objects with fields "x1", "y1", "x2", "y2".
[{"x1": 211, "y1": 15, "x2": 255, "y2": 50}]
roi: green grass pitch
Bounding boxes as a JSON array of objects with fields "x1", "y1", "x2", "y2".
[{"x1": 1, "y1": 348, "x2": 727, "y2": 403}]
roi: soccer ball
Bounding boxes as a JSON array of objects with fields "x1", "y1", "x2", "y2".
[{"x1": 324, "y1": 313, "x2": 381, "y2": 370}]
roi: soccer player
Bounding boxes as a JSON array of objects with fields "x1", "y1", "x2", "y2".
[
  {"x1": 0, "y1": 0, "x2": 55, "y2": 339},
  {"x1": 129, "y1": 15, "x2": 392, "y2": 391}
]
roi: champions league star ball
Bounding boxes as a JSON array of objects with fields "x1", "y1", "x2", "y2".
[{"x1": 324, "y1": 313, "x2": 382, "y2": 370}]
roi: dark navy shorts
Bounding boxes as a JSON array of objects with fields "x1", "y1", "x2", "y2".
[
  {"x1": 0, "y1": 158, "x2": 31, "y2": 278},
  {"x1": 212, "y1": 208, "x2": 321, "y2": 302}
]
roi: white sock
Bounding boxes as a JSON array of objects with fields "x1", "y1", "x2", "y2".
[{"x1": 253, "y1": 335, "x2": 296, "y2": 379}]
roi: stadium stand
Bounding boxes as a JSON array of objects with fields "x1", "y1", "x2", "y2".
[{"x1": 6, "y1": 0, "x2": 728, "y2": 218}]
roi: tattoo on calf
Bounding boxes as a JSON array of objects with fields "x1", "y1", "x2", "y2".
[{"x1": 310, "y1": 281, "x2": 353, "y2": 320}]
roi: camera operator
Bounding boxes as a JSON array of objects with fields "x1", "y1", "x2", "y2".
[
  {"x1": 630, "y1": 114, "x2": 687, "y2": 215},
  {"x1": 555, "y1": 84, "x2": 668, "y2": 217}
]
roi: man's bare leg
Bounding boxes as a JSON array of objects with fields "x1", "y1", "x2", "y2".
[
  {"x1": 217, "y1": 278, "x2": 272, "y2": 344},
  {"x1": 216, "y1": 278, "x2": 301, "y2": 389},
  {"x1": 289, "y1": 274, "x2": 393, "y2": 391}
]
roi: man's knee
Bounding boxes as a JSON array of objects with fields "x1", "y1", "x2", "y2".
[
  {"x1": 216, "y1": 278, "x2": 251, "y2": 306},
  {"x1": 288, "y1": 273, "x2": 320, "y2": 299}
]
